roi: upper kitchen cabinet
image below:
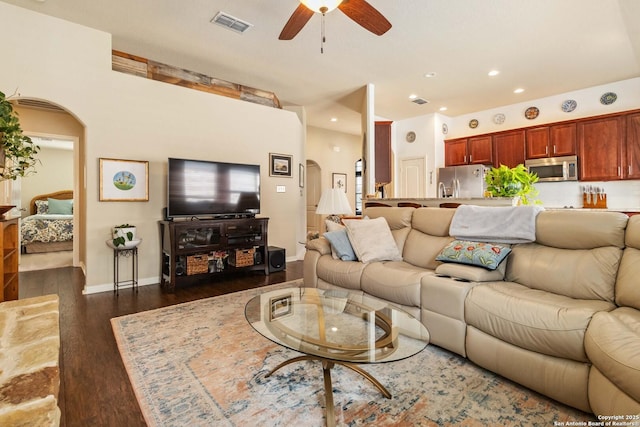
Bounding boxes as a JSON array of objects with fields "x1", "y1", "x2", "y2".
[
  {"x1": 578, "y1": 115, "x2": 625, "y2": 181},
  {"x1": 374, "y1": 121, "x2": 393, "y2": 184},
  {"x1": 526, "y1": 123, "x2": 576, "y2": 159},
  {"x1": 444, "y1": 138, "x2": 469, "y2": 166},
  {"x1": 445, "y1": 136, "x2": 493, "y2": 166},
  {"x1": 468, "y1": 135, "x2": 493, "y2": 165},
  {"x1": 626, "y1": 112, "x2": 640, "y2": 180},
  {"x1": 493, "y1": 130, "x2": 525, "y2": 168}
]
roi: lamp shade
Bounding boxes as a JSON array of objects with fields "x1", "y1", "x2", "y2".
[
  {"x1": 316, "y1": 188, "x2": 353, "y2": 216},
  {"x1": 300, "y1": 0, "x2": 343, "y2": 13}
]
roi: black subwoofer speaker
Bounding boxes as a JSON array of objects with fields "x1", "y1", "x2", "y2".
[{"x1": 267, "y1": 246, "x2": 286, "y2": 273}]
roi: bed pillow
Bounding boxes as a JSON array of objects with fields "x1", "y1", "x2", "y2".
[
  {"x1": 343, "y1": 217, "x2": 402, "y2": 263},
  {"x1": 436, "y1": 240, "x2": 511, "y2": 270},
  {"x1": 323, "y1": 229, "x2": 357, "y2": 261},
  {"x1": 48, "y1": 198, "x2": 73, "y2": 215},
  {"x1": 35, "y1": 200, "x2": 49, "y2": 214}
]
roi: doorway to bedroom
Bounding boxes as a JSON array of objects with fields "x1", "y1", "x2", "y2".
[{"x1": 10, "y1": 98, "x2": 84, "y2": 273}]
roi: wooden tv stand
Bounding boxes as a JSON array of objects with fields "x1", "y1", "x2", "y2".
[{"x1": 159, "y1": 217, "x2": 269, "y2": 292}]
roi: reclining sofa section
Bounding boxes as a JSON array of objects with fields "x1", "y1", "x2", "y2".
[{"x1": 303, "y1": 206, "x2": 640, "y2": 416}]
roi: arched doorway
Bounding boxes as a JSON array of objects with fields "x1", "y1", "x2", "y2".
[
  {"x1": 10, "y1": 98, "x2": 85, "y2": 271},
  {"x1": 306, "y1": 160, "x2": 322, "y2": 235}
]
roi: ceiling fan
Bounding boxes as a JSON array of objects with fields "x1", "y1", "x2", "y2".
[{"x1": 279, "y1": 0, "x2": 392, "y2": 41}]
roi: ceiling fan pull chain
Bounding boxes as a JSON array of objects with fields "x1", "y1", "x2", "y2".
[{"x1": 320, "y1": 12, "x2": 326, "y2": 53}]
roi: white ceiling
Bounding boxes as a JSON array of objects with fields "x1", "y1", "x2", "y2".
[{"x1": 5, "y1": 0, "x2": 640, "y2": 134}]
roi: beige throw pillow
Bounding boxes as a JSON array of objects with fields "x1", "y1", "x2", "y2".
[{"x1": 343, "y1": 217, "x2": 403, "y2": 263}]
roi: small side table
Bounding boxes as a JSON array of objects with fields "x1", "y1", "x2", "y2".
[{"x1": 106, "y1": 239, "x2": 141, "y2": 295}]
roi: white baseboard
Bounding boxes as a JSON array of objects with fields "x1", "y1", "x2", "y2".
[{"x1": 82, "y1": 276, "x2": 159, "y2": 295}]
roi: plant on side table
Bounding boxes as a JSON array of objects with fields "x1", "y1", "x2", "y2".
[
  {"x1": 485, "y1": 164, "x2": 541, "y2": 205},
  {"x1": 0, "y1": 90, "x2": 40, "y2": 181},
  {"x1": 112, "y1": 224, "x2": 137, "y2": 247}
]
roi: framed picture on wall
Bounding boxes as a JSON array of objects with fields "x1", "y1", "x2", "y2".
[
  {"x1": 269, "y1": 153, "x2": 292, "y2": 177},
  {"x1": 332, "y1": 173, "x2": 347, "y2": 192},
  {"x1": 99, "y1": 158, "x2": 149, "y2": 201}
]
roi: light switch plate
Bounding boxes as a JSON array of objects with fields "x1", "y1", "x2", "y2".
[{"x1": 276, "y1": 185, "x2": 286, "y2": 193}]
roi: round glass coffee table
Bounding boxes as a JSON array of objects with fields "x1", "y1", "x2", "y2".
[{"x1": 245, "y1": 287, "x2": 429, "y2": 427}]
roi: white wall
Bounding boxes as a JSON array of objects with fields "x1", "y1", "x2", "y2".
[
  {"x1": 306, "y1": 126, "x2": 361, "y2": 212},
  {"x1": 0, "y1": 2, "x2": 305, "y2": 293},
  {"x1": 393, "y1": 78, "x2": 640, "y2": 209},
  {"x1": 20, "y1": 146, "x2": 74, "y2": 214}
]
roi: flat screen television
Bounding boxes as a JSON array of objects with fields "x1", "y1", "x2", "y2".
[{"x1": 167, "y1": 157, "x2": 260, "y2": 218}]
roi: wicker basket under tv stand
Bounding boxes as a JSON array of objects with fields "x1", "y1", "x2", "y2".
[{"x1": 159, "y1": 217, "x2": 269, "y2": 292}]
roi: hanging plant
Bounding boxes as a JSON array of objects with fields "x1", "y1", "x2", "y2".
[
  {"x1": 485, "y1": 164, "x2": 541, "y2": 205},
  {"x1": 0, "y1": 90, "x2": 40, "y2": 180}
]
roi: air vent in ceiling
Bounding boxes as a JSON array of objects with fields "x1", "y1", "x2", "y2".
[
  {"x1": 14, "y1": 98, "x2": 66, "y2": 113},
  {"x1": 411, "y1": 97, "x2": 429, "y2": 105},
  {"x1": 211, "y1": 12, "x2": 253, "y2": 34}
]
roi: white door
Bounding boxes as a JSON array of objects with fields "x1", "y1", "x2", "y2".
[
  {"x1": 400, "y1": 157, "x2": 426, "y2": 198},
  {"x1": 306, "y1": 161, "x2": 322, "y2": 235}
]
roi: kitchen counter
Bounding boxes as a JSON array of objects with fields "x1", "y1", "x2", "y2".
[{"x1": 370, "y1": 197, "x2": 516, "y2": 207}]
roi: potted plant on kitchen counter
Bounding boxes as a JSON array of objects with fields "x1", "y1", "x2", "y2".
[{"x1": 485, "y1": 164, "x2": 541, "y2": 205}]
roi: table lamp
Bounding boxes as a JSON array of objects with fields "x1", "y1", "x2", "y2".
[{"x1": 316, "y1": 188, "x2": 353, "y2": 226}]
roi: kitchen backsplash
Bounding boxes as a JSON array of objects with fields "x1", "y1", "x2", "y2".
[{"x1": 536, "y1": 180, "x2": 640, "y2": 210}]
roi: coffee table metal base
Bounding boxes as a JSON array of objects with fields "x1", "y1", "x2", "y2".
[{"x1": 266, "y1": 355, "x2": 391, "y2": 427}]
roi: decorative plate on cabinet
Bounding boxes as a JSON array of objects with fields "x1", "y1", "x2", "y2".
[
  {"x1": 469, "y1": 119, "x2": 479, "y2": 129},
  {"x1": 406, "y1": 131, "x2": 416, "y2": 143},
  {"x1": 493, "y1": 113, "x2": 506, "y2": 124},
  {"x1": 600, "y1": 92, "x2": 617, "y2": 105},
  {"x1": 442, "y1": 123, "x2": 448, "y2": 135},
  {"x1": 561, "y1": 99, "x2": 577, "y2": 112},
  {"x1": 524, "y1": 106, "x2": 539, "y2": 120}
]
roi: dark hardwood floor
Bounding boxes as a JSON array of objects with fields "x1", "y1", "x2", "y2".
[{"x1": 19, "y1": 261, "x2": 304, "y2": 427}]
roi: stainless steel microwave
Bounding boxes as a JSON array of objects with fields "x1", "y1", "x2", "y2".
[{"x1": 525, "y1": 156, "x2": 578, "y2": 182}]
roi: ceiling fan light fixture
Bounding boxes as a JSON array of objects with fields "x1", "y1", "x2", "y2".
[{"x1": 300, "y1": 0, "x2": 343, "y2": 14}]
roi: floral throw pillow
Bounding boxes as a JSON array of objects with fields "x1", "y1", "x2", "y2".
[
  {"x1": 436, "y1": 240, "x2": 511, "y2": 271},
  {"x1": 35, "y1": 200, "x2": 48, "y2": 215}
]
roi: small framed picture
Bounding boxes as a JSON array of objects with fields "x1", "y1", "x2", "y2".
[
  {"x1": 299, "y1": 163, "x2": 305, "y2": 188},
  {"x1": 99, "y1": 158, "x2": 149, "y2": 201},
  {"x1": 332, "y1": 173, "x2": 347, "y2": 192},
  {"x1": 269, "y1": 153, "x2": 292, "y2": 177},
  {"x1": 269, "y1": 293, "x2": 293, "y2": 321}
]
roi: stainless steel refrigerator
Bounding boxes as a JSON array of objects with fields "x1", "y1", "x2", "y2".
[{"x1": 437, "y1": 165, "x2": 489, "y2": 198}]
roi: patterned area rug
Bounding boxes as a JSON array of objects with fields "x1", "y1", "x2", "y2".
[{"x1": 111, "y1": 280, "x2": 594, "y2": 426}]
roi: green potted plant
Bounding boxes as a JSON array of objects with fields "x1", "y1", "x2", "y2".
[
  {"x1": 485, "y1": 164, "x2": 541, "y2": 205},
  {"x1": 112, "y1": 224, "x2": 137, "y2": 247},
  {"x1": 0, "y1": 90, "x2": 40, "y2": 180}
]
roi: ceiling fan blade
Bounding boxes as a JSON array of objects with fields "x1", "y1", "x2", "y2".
[
  {"x1": 279, "y1": 4, "x2": 315, "y2": 40},
  {"x1": 338, "y1": 0, "x2": 392, "y2": 36}
]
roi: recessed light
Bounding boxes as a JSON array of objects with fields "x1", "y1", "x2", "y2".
[
  {"x1": 330, "y1": 117, "x2": 337, "y2": 122},
  {"x1": 424, "y1": 72, "x2": 437, "y2": 78},
  {"x1": 439, "y1": 107, "x2": 448, "y2": 111},
  {"x1": 514, "y1": 88, "x2": 525, "y2": 94},
  {"x1": 409, "y1": 94, "x2": 418, "y2": 100},
  {"x1": 488, "y1": 70, "x2": 500, "y2": 77}
]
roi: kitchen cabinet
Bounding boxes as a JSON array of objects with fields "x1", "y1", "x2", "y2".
[
  {"x1": 493, "y1": 130, "x2": 525, "y2": 168},
  {"x1": 577, "y1": 115, "x2": 625, "y2": 181},
  {"x1": 374, "y1": 121, "x2": 392, "y2": 184},
  {"x1": 626, "y1": 112, "x2": 640, "y2": 179},
  {"x1": 468, "y1": 135, "x2": 493, "y2": 165},
  {"x1": 444, "y1": 136, "x2": 492, "y2": 166},
  {"x1": 526, "y1": 123, "x2": 576, "y2": 159},
  {"x1": 444, "y1": 138, "x2": 468, "y2": 166}
]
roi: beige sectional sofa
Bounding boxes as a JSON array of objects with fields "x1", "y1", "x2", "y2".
[{"x1": 303, "y1": 206, "x2": 640, "y2": 417}]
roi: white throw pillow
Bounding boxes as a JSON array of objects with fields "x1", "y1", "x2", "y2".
[{"x1": 343, "y1": 217, "x2": 402, "y2": 263}]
